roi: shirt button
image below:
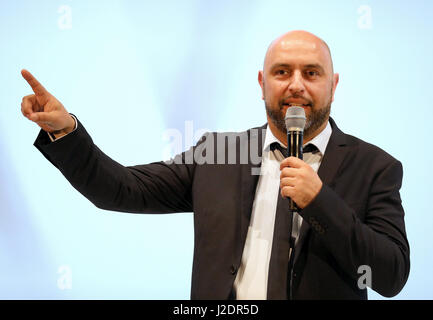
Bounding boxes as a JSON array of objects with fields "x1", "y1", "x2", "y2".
[{"x1": 230, "y1": 265, "x2": 237, "y2": 275}]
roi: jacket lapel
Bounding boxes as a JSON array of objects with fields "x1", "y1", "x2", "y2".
[
  {"x1": 293, "y1": 117, "x2": 349, "y2": 266},
  {"x1": 236, "y1": 124, "x2": 266, "y2": 265},
  {"x1": 235, "y1": 119, "x2": 350, "y2": 277}
]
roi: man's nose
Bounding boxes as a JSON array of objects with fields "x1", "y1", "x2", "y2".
[{"x1": 288, "y1": 70, "x2": 305, "y2": 94}]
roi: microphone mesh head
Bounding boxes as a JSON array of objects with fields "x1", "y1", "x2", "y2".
[{"x1": 285, "y1": 106, "x2": 306, "y2": 131}]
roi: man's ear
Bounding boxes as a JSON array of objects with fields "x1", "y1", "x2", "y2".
[
  {"x1": 258, "y1": 70, "x2": 265, "y2": 100},
  {"x1": 331, "y1": 73, "x2": 339, "y2": 102}
]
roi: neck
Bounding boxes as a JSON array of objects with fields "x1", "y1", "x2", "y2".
[{"x1": 267, "y1": 116, "x2": 329, "y2": 147}]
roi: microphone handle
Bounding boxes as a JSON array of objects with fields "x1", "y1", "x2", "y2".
[{"x1": 287, "y1": 130, "x2": 303, "y2": 212}]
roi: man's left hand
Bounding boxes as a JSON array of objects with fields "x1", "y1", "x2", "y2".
[{"x1": 280, "y1": 157, "x2": 323, "y2": 209}]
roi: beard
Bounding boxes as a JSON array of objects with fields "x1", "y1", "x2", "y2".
[{"x1": 265, "y1": 93, "x2": 332, "y2": 139}]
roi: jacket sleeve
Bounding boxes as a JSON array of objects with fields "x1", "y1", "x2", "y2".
[
  {"x1": 300, "y1": 160, "x2": 410, "y2": 297},
  {"x1": 33, "y1": 115, "x2": 201, "y2": 214}
]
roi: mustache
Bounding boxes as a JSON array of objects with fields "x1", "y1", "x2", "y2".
[{"x1": 279, "y1": 96, "x2": 313, "y2": 107}]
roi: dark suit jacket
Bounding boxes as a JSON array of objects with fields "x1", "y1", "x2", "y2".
[{"x1": 34, "y1": 116, "x2": 410, "y2": 299}]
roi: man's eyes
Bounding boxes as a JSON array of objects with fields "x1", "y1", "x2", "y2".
[
  {"x1": 274, "y1": 69, "x2": 320, "y2": 77},
  {"x1": 305, "y1": 70, "x2": 319, "y2": 77}
]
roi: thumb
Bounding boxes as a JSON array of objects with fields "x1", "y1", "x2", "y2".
[{"x1": 29, "y1": 111, "x2": 55, "y2": 123}]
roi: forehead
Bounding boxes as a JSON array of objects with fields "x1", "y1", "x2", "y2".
[{"x1": 264, "y1": 37, "x2": 331, "y2": 71}]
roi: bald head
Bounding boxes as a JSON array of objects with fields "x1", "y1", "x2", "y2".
[{"x1": 263, "y1": 30, "x2": 334, "y2": 76}]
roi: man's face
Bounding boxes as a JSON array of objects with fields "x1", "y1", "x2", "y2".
[{"x1": 259, "y1": 33, "x2": 339, "y2": 140}]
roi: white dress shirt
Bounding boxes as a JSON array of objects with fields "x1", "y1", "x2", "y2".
[{"x1": 233, "y1": 121, "x2": 332, "y2": 300}]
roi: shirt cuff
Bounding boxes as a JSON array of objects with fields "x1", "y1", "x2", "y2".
[{"x1": 47, "y1": 114, "x2": 78, "y2": 142}]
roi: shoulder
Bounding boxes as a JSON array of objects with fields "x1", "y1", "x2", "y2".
[
  {"x1": 346, "y1": 133, "x2": 399, "y2": 163},
  {"x1": 339, "y1": 132, "x2": 403, "y2": 180},
  {"x1": 191, "y1": 124, "x2": 266, "y2": 164},
  {"x1": 330, "y1": 117, "x2": 401, "y2": 167},
  {"x1": 199, "y1": 124, "x2": 266, "y2": 148}
]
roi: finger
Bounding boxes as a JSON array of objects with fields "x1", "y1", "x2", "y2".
[
  {"x1": 21, "y1": 95, "x2": 33, "y2": 116},
  {"x1": 29, "y1": 111, "x2": 54, "y2": 123},
  {"x1": 280, "y1": 167, "x2": 298, "y2": 179},
  {"x1": 21, "y1": 69, "x2": 50, "y2": 97},
  {"x1": 21, "y1": 95, "x2": 37, "y2": 117},
  {"x1": 281, "y1": 186, "x2": 295, "y2": 198},
  {"x1": 280, "y1": 156, "x2": 304, "y2": 170},
  {"x1": 280, "y1": 177, "x2": 296, "y2": 188}
]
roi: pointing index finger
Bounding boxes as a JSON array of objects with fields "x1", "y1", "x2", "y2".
[{"x1": 21, "y1": 69, "x2": 49, "y2": 96}]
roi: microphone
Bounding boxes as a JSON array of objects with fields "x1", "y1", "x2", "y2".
[{"x1": 284, "y1": 106, "x2": 306, "y2": 212}]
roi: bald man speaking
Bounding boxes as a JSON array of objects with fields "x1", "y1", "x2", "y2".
[{"x1": 21, "y1": 30, "x2": 409, "y2": 300}]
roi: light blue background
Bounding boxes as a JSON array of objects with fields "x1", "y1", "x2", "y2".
[{"x1": 1, "y1": 0, "x2": 432, "y2": 299}]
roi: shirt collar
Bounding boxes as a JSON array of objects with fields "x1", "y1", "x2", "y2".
[{"x1": 263, "y1": 120, "x2": 332, "y2": 156}]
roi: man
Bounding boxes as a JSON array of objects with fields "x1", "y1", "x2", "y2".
[{"x1": 21, "y1": 30, "x2": 410, "y2": 299}]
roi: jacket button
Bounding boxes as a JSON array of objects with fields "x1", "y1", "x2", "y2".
[{"x1": 230, "y1": 265, "x2": 237, "y2": 275}]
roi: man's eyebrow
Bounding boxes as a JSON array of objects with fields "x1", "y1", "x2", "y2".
[
  {"x1": 269, "y1": 63, "x2": 325, "y2": 73},
  {"x1": 304, "y1": 64, "x2": 325, "y2": 73},
  {"x1": 270, "y1": 63, "x2": 292, "y2": 70}
]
